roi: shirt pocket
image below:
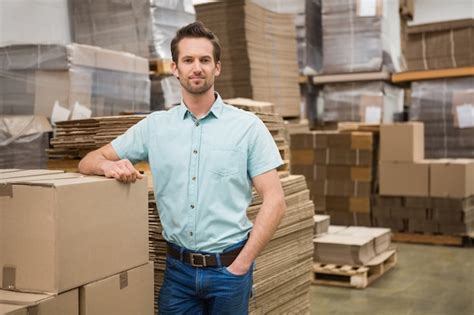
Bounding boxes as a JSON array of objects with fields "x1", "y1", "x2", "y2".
[{"x1": 209, "y1": 147, "x2": 242, "y2": 177}]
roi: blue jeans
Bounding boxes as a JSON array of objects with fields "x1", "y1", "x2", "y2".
[{"x1": 158, "y1": 240, "x2": 253, "y2": 315}]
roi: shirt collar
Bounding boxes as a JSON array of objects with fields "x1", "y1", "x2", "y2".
[{"x1": 178, "y1": 92, "x2": 224, "y2": 120}]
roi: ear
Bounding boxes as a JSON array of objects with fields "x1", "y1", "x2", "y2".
[
  {"x1": 171, "y1": 61, "x2": 179, "y2": 78},
  {"x1": 214, "y1": 61, "x2": 221, "y2": 77}
]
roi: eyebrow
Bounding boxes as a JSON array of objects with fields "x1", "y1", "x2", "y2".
[{"x1": 180, "y1": 54, "x2": 213, "y2": 59}]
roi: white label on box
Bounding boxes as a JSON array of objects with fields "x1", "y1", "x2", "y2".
[
  {"x1": 358, "y1": 0, "x2": 377, "y2": 17},
  {"x1": 365, "y1": 106, "x2": 382, "y2": 123},
  {"x1": 71, "y1": 101, "x2": 92, "y2": 120},
  {"x1": 51, "y1": 101, "x2": 70, "y2": 125},
  {"x1": 456, "y1": 104, "x2": 474, "y2": 128}
]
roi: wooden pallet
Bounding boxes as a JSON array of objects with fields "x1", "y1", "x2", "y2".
[
  {"x1": 392, "y1": 232, "x2": 471, "y2": 247},
  {"x1": 149, "y1": 59, "x2": 173, "y2": 76},
  {"x1": 312, "y1": 250, "x2": 397, "y2": 289}
]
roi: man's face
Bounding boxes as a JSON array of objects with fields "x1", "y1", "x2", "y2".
[{"x1": 172, "y1": 37, "x2": 221, "y2": 95}]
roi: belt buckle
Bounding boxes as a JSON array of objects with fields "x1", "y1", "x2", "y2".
[{"x1": 190, "y1": 253, "x2": 208, "y2": 267}]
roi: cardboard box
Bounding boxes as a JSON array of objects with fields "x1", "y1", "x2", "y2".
[
  {"x1": 0, "y1": 289, "x2": 78, "y2": 315},
  {"x1": 312, "y1": 180, "x2": 371, "y2": 197},
  {"x1": 380, "y1": 123, "x2": 424, "y2": 162},
  {"x1": 430, "y1": 159, "x2": 474, "y2": 198},
  {"x1": 314, "y1": 165, "x2": 372, "y2": 182},
  {"x1": 326, "y1": 132, "x2": 373, "y2": 150},
  {"x1": 80, "y1": 262, "x2": 154, "y2": 315},
  {"x1": 314, "y1": 148, "x2": 373, "y2": 166},
  {"x1": 379, "y1": 161, "x2": 430, "y2": 197},
  {"x1": 0, "y1": 170, "x2": 148, "y2": 293},
  {"x1": 290, "y1": 131, "x2": 333, "y2": 150},
  {"x1": 317, "y1": 196, "x2": 371, "y2": 213}
]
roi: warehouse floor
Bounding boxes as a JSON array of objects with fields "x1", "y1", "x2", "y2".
[{"x1": 310, "y1": 243, "x2": 474, "y2": 315}]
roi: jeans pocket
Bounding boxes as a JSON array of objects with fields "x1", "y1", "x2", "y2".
[{"x1": 220, "y1": 266, "x2": 250, "y2": 278}]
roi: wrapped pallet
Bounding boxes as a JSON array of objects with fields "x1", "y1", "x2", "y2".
[
  {"x1": 0, "y1": 0, "x2": 71, "y2": 47},
  {"x1": 0, "y1": 115, "x2": 51, "y2": 169},
  {"x1": 321, "y1": 81, "x2": 404, "y2": 124},
  {"x1": 69, "y1": 0, "x2": 195, "y2": 59},
  {"x1": 0, "y1": 44, "x2": 150, "y2": 118},
  {"x1": 410, "y1": 77, "x2": 474, "y2": 158},
  {"x1": 321, "y1": 0, "x2": 403, "y2": 74}
]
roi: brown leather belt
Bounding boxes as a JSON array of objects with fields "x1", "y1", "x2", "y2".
[{"x1": 166, "y1": 243, "x2": 242, "y2": 267}]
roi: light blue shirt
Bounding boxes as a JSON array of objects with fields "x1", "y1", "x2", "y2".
[{"x1": 112, "y1": 93, "x2": 283, "y2": 252}]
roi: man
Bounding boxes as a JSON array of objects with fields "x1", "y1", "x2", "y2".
[{"x1": 79, "y1": 21, "x2": 286, "y2": 314}]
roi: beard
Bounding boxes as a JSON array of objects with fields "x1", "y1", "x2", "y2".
[
  {"x1": 176, "y1": 64, "x2": 216, "y2": 95},
  {"x1": 179, "y1": 76, "x2": 214, "y2": 95}
]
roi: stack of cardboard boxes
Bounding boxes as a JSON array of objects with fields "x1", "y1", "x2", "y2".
[
  {"x1": 313, "y1": 0, "x2": 404, "y2": 127},
  {"x1": 409, "y1": 77, "x2": 473, "y2": 159},
  {"x1": 320, "y1": 0, "x2": 402, "y2": 74},
  {"x1": 400, "y1": 1, "x2": 473, "y2": 71},
  {"x1": 376, "y1": 123, "x2": 474, "y2": 234},
  {"x1": 195, "y1": 0, "x2": 301, "y2": 118},
  {"x1": 314, "y1": 226, "x2": 392, "y2": 266},
  {"x1": 0, "y1": 44, "x2": 150, "y2": 118},
  {"x1": 290, "y1": 130, "x2": 375, "y2": 226},
  {"x1": 69, "y1": 0, "x2": 195, "y2": 60},
  {"x1": 0, "y1": 170, "x2": 153, "y2": 314},
  {"x1": 248, "y1": 175, "x2": 314, "y2": 314},
  {"x1": 320, "y1": 81, "x2": 404, "y2": 125}
]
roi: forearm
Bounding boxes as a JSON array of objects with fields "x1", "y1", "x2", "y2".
[
  {"x1": 78, "y1": 150, "x2": 110, "y2": 175},
  {"x1": 232, "y1": 195, "x2": 286, "y2": 271}
]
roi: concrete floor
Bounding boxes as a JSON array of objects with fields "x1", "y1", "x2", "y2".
[{"x1": 310, "y1": 243, "x2": 474, "y2": 315}]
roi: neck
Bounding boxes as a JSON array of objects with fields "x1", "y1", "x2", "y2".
[{"x1": 182, "y1": 88, "x2": 216, "y2": 118}]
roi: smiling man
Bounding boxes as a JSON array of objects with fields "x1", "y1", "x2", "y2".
[{"x1": 78, "y1": 21, "x2": 286, "y2": 315}]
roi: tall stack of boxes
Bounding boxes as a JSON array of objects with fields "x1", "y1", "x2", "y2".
[
  {"x1": 290, "y1": 129, "x2": 375, "y2": 226},
  {"x1": 375, "y1": 123, "x2": 474, "y2": 235},
  {"x1": 399, "y1": 2, "x2": 474, "y2": 159},
  {"x1": 313, "y1": 0, "x2": 404, "y2": 127},
  {"x1": 0, "y1": 170, "x2": 154, "y2": 314},
  {"x1": 195, "y1": 0, "x2": 301, "y2": 118}
]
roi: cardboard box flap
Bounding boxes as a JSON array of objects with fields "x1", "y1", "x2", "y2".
[
  {"x1": 0, "y1": 170, "x2": 64, "y2": 180},
  {"x1": 3, "y1": 175, "x2": 113, "y2": 188},
  {"x1": 0, "y1": 170, "x2": 20, "y2": 174},
  {"x1": 0, "y1": 173, "x2": 84, "y2": 186},
  {"x1": 406, "y1": 18, "x2": 473, "y2": 34},
  {"x1": 0, "y1": 303, "x2": 24, "y2": 314},
  {"x1": 0, "y1": 290, "x2": 52, "y2": 306}
]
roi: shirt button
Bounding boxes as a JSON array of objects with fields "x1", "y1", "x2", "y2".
[
  {"x1": 195, "y1": 122, "x2": 200, "y2": 127},
  {"x1": 192, "y1": 176, "x2": 196, "y2": 181},
  {"x1": 190, "y1": 204, "x2": 195, "y2": 209},
  {"x1": 193, "y1": 149, "x2": 198, "y2": 154}
]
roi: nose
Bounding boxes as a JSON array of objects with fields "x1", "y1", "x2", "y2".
[{"x1": 192, "y1": 60, "x2": 202, "y2": 73}]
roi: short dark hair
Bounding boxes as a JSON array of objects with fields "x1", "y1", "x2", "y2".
[{"x1": 171, "y1": 21, "x2": 221, "y2": 64}]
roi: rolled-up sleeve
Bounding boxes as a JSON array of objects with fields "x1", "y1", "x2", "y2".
[
  {"x1": 111, "y1": 116, "x2": 149, "y2": 164},
  {"x1": 247, "y1": 118, "x2": 283, "y2": 178}
]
